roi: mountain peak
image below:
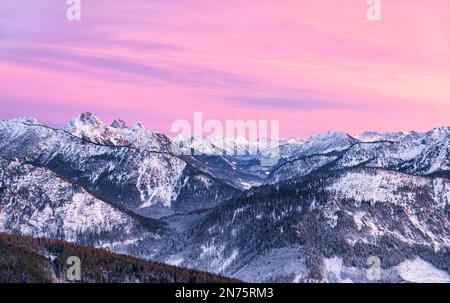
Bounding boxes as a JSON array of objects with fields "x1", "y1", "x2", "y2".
[
  {"x1": 63, "y1": 113, "x2": 132, "y2": 146},
  {"x1": 429, "y1": 126, "x2": 450, "y2": 136},
  {"x1": 131, "y1": 122, "x2": 145, "y2": 131},
  {"x1": 356, "y1": 131, "x2": 384, "y2": 142},
  {"x1": 283, "y1": 137, "x2": 304, "y2": 145},
  {"x1": 111, "y1": 118, "x2": 128, "y2": 129}
]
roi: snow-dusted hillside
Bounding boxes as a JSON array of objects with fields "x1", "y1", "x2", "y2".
[{"x1": 175, "y1": 127, "x2": 449, "y2": 187}]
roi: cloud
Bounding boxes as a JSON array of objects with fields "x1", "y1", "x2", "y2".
[
  {"x1": 230, "y1": 97, "x2": 344, "y2": 110},
  {"x1": 0, "y1": 45, "x2": 249, "y2": 88},
  {"x1": 0, "y1": 0, "x2": 448, "y2": 137}
]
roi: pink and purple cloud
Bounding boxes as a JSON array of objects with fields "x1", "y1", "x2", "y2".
[{"x1": 0, "y1": 0, "x2": 449, "y2": 138}]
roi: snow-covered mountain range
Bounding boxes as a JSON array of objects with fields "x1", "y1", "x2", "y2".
[{"x1": 0, "y1": 113, "x2": 448, "y2": 282}]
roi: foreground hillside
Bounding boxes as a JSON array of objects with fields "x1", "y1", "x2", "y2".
[{"x1": 0, "y1": 232, "x2": 238, "y2": 283}]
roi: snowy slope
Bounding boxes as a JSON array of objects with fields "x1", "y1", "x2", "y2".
[
  {"x1": 151, "y1": 168, "x2": 450, "y2": 282},
  {"x1": 1, "y1": 114, "x2": 449, "y2": 283}
]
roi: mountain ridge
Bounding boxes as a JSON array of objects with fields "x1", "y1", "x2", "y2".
[
  {"x1": 0, "y1": 232, "x2": 239, "y2": 283},
  {"x1": 0, "y1": 113, "x2": 449, "y2": 282}
]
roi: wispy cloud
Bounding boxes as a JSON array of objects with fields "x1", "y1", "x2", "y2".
[
  {"x1": 231, "y1": 97, "x2": 349, "y2": 110},
  {"x1": 0, "y1": 0, "x2": 449, "y2": 137}
]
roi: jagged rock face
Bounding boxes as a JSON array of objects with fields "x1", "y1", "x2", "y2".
[
  {"x1": 63, "y1": 112, "x2": 132, "y2": 146},
  {"x1": 0, "y1": 232, "x2": 239, "y2": 283},
  {"x1": 272, "y1": 128, "x2": 450, "y2": 180},
  {"x1": 63, "y1": 113, "x2": 173, "y2": 152}
]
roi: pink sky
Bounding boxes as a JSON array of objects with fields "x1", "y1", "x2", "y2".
[{"x1": 0, "y1": 0, "x2": 449, "y2": 138}]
